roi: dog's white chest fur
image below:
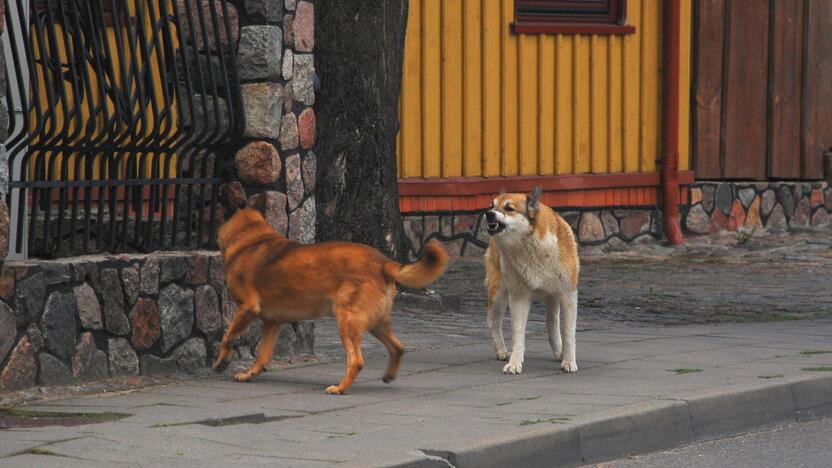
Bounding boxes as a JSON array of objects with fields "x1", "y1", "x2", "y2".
[{"x1": 495, "y1": 232, "x2": 571, "y2": 295}]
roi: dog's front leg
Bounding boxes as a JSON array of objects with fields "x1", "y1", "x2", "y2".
[
  {"x1": 503, "y1": 291, "x2": 531, "y2": 374},
  {"x1": 559, "y1": 290, "x2": 578, "y2": 372},
  {"x1": 488, "y1": 286, "x2": 510, "y2": 361},
  {"x1": 212, "y1": 303, "x2": 258, "y2": 372}
]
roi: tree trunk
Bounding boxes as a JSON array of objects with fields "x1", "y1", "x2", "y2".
[{"x1": 314, "y1": 0, "x2": 410, "y2": 261}]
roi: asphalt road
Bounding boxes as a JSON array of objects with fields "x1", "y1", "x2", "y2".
[{"x1": 599, "y1": 417, "x2": 832, "y2": 468}]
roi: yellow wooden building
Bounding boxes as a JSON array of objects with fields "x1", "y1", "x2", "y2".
[{"x1": 396, "y1": 0, "x2": 693, "y2": 214}]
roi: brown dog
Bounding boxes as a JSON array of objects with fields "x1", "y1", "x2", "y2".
[{"x1": 212, "y1": 207, "x2": 448, "y2": 394}]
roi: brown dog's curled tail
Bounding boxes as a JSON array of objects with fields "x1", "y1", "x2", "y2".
[{"x1": 384, "y1": 241, "x2": 449, "y2": 288}]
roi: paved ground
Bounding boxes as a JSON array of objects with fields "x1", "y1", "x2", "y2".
[
  {"x1": 1, "y1": 229, "x2": 831, "y2": 466},
  {"x1": 1, "y1": 319, "x2": 831, "y2": 467},
  {"x1": 315, "y1": 229, "x2": 832, "y2": 358},
  {"x1": 601, "y1": 417, "x2": 832, "y2": 468}
]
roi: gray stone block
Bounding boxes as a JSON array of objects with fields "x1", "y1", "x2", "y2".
[
  {"x1": 0, "y1": 300, "x2": 15, "y2": 363},
  {"x1": 140, "y1": 257, "x2": 160, "y2": 295},
  {"x1": 73, "y1": 283, "x2": 103, "y2": 330},
  {"x1": 245, "y1": 0, "x2": 283, "y2": 22},
  {"x1": 715, "y1": 183, "x2": 734, "y2": 214},
  {"x1": 15, "y1": 272, "x2": 46, "y2": 326},
  {"x1": 108, "y1": 337, "x2": 140, "y2": 376},
  {"x1": 37, "y1": 352, "x2": 73, "y2": 386},
  {"x1": 159, "y1": 256, "x2": 188, "y2": 284},
  {"x1": 288, "y1": 196, "x2": 315, "y2": 244},
  {"x1": 121, "y1": 264, "x2": 140, "y2": 306},
  {"x1": 237, "y1": 25, "x2": 283, "y2": 81},
  {"x1": 72, "y1": 332, "x2": 108, "y2": 381},
  {"x1": 194, "y1": 285, "x2": 222, "y2": 336},
  {"x1": 292, "y1": 53, "x2": 315, "y2": 105},
  {"x1": 242, "y1": 82, "x2": 283, "y2": 139},
  {"x1": 173, "y1": 337, "x2": 207, "y2": 372},
  {"x1": 100, "y1": 268, "x2": 131, "y2": 336},
  {"x1": 276, "y1": 321, "x2": 314, "y2": 356},
  {"x1": 159, "y1": 283, "x2": 195, "y2": 353},
  {"x1": 41, "y1": 292, "x2": 77, "y2": 361}
]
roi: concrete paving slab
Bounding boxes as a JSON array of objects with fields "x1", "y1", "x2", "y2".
[{"x1": 3, "y1": 320, "x2": 832, "y2": 467}]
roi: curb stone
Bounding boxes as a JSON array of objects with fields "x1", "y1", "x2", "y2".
[{"x1": 383, "y1": 375, "x2": 832, "y2": 468}]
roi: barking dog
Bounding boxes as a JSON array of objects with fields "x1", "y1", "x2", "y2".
[
  {"x1": 484, "y1": 187, "x2": 579, "y2": 374},
  {"x1": 213, "y1": 207, "x2": 448, "y2": 394}
]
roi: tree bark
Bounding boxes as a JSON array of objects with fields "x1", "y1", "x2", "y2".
[{"x1": 314, "y1": 0, "x2": 410, "y2": 261}]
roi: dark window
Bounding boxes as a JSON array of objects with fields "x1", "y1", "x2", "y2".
[{"x1": 514, "y1": 0, "x2": 636, "y2": 35}]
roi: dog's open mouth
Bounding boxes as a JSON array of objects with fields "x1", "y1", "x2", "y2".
[{"x1": 486, "y1": 220, "x2": 506, "y2": 235}]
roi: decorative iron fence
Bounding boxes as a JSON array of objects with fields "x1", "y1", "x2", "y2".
[{"x1": 2, "y1": 0, "x2": 243, "y2": 258}]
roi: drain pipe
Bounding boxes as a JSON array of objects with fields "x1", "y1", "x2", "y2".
[{"x1": 661, "y1": 0, "x2": 685, "y2": 246}]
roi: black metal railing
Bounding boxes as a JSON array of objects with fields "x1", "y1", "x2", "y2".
[{"x1": 2, "y1": 0, "x2": 243, "y2": 258}]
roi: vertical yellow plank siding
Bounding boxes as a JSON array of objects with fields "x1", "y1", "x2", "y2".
[
  {"x1": 397, "y1": 0, "x2": 692, "y2": 178},
  {"x1": 518, "y1": 35, "x2": 538, "y2": 175},
  {"x1": 573, "y1": 35, "x2": 591, "y2": 173},
  {"x1": 463, "y1": 0, "x2": 483, "y2": 176},
  {"x1": 622, "y1": 0, "x2": 642, "y2": 173},
  {"x1": 639, "y1": 0, "x2": 660, "y2": 173},
  {"x1": 421, "y1": 0, "x2": 442, "y2": 178},
  {"x1": 400, "y1": 0, "x2": 422, "y2": 177},
  {"x1": 500, "y1": 0, "x2": 518, "y2": 176},
  {"x1": 442, "y1": 0, "x2": 464, "y2": 177},
  {"x1": 538, "y1": 35, "x2": 556, "y2": 175},
  {"x1": 482, "y1": 0, "x2": 501, "y2": 177},
  {"x1": 590, "y1": 35, "x2": 609, "y2": 173},
  {"x1": 555, "y1": 35, "x2": 574, "y2": 174}
]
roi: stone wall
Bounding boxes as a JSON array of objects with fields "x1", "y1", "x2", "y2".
[
  {"x1": 403, "y1": 182, "x2": 832, "y2": 258},
  {"x1": 683, "y1": 182, "x2": 831, "y2": 234},
  {"x1": 0, "y1": 252, "x2": 313, "y2": 391},
  {"x1": 402, "y1": 208, "x2": 664, "y2": 259},
  {"x1": 231, "y1": 0, "x2": 317, "y2": 243}
]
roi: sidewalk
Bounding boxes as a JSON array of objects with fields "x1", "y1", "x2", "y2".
[{"x1": 2, "y1": 319, "x2": 831, "y2": 467}]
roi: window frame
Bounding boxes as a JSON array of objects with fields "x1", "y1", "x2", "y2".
[{"x1": 513, "y1": 0, "x2": 636, "y2": 35}]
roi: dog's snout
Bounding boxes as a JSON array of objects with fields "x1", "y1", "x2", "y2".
[{"x1": 485, "y1": 210, "x2": 497, "y2": 222}]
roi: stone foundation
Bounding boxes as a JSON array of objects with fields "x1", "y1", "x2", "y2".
[
  {"x1": 0, "y1": 252, "x2": 313, "y2": 391},
  {"x1": 684, "y1": 181, "x2": 831, "y2": 234},
  {"x1": 403, "y1": 182, "x2": 832, "y2": 259},
  {"x1": 402, "y1": 208, "x2": 664, "y2": 259}
]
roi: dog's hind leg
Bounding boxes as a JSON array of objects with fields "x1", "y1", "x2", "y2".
[
  {"x1": 547, "y1": 299, "x2": 563, "y2": 362},
  {"x1": 488, "y1": 285, "x2": 510, "y2": 361},
  {"x1": 234, "y1": 320, "x2": 284, "y2": 382},
  {"x1": 212, "y1": 302, "x2": 260, "y2": 372},
  {"x1": 327, "y1": 314, "x2": 366, "y2": 395},
  {"x1": 370, "y1": 317, "x2": 405, "y2": 383},
  {"x1": 559, "y1": 290, "x2": 578, "y2": 373}
]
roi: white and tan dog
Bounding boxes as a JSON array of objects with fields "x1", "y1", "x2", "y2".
[{"x1": 484, "y1": 187, "x2": 579, "y2": 374}]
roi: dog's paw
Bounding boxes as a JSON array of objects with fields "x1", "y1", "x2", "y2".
[
  {"x1": 325, "y1": 385, "x2": 345, "y2": 395},
  {"x1": 233, "y1": 371, "x2": 255, "y2": 382},
  {"x1": 561, "y1": 360, "x2": 578, "y2": 373},
  {"x1": 496, "y1": 350, "x2": 511, "y2": 361},
  {"x1": 382, "y1": 373, "x2": 397, "y2": 384},
  {"x1": 503, "y1": 360, "x2": 523, "y2": 374}
]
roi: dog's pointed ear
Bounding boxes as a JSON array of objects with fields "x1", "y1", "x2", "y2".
[
  {"x1": 526, "y1": 186, "x2": 542, "y2": 220},
  {"x1": 219, "y1": 182, "x2": 246, "y2": 220}
]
